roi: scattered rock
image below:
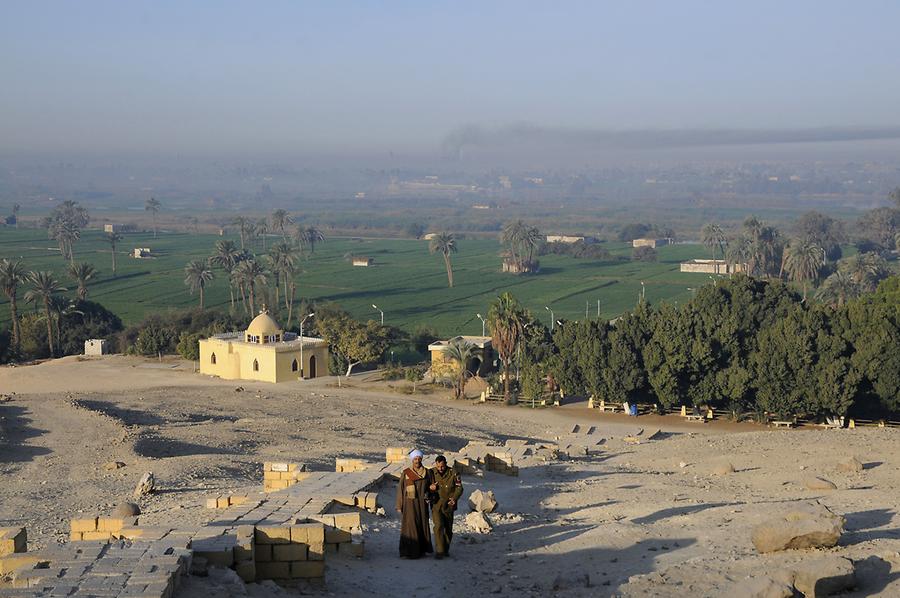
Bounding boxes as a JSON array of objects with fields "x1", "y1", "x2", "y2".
[
  {"x1": 792, "y1": 555, "x2": 856, "y2": 597},
  {"x1": 837, "y1": 457, "x2": 863, "y2": 473},
  {"x1": 679, "y1": 461, "x2": 689, "y2": 468},
  {"x1": 712, "y1": 462, "x2": 735, "y2": 476},
  {"x1": 468, "y1": 489, "x2": 498, "y2": 513},
  {"x1": 465, "y1": 511, "x2": 493, "y2": 533},
  {"x1": 751, "y1": 502, "x2": 845, "y2": 553},
  {"x1": 133, "y1": 472, "x2": 156, "y2": 498},
  {"x1": 732, "y1": 576, "x2": 794, "y2": 598},
  {"x1": 103, "y1": 461, "x2": 126, "y2": 471},
  {"x1": 234, "y1": 386, "x2": 244, "y2": 392},
  {"x1": 113, "y1": 502, "x2": 141, "y2": 517},
  {"x1": 552, "y1": 573, "x2": 591, "y2": 590},
  {"x1": 805, "y1": 477, "x2": 837, "y2": 491}
]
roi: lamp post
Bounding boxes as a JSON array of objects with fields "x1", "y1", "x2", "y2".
[
  {"x1": 476, "y1": 313, "x2": 486, "y2": 337},
  {"x1": 371, "y1": 304, "x2": 384, "y2": 325},
  {"x1": 640, "y1": 281, "x2": 646, "y2": 301},
  {"x1": 299, "y1": 313, "x2": 314, "y2": 379},
  {"x1": 544, "y1": 306, "x2": 554, "y2": 331}
]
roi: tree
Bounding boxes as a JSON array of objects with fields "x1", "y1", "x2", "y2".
[
  {"x1": 256, "y1": 218, "x2": 269, "y2": 250},
  {"x1": 145, "y1": 197, "x2": 161, "y2": 238},
  {"x1": 444, "y1": 338, "x2": 476, "y2": 399},
  {"x1": 501, "y1": 220, "x2": 541, "y2": 273},
  {"x1": 315, "y1": 309, "x2": 397, "y2": 377},
  {"x1": 270, "y1": 209, "x2": 294, "y2": 241},
  {"x1": 67, "y1": 262, "x2": 97, "y2": 301},
  {"x1": 44, "y1": 200, "x2": 88, "y2": 263},
  {"x1": 837, "y1": 252, "x2": 888, "y2": 293},
  {"x1": 406, "y1": 222, "x2": 427, "y2": 239},
  {"x1": 632, "y1": 246, "x2": 657, "y2": 262},
  {"x1": 0, "y1": 259, "x2": 27, "y2": 353},
  {"x1": 296, "y1": 226, "x2": 325, "y2": 253},
  {"x1": 210, "y1": 240, "x2": 241, "y2": 309},
  {"x1": 618, "y1": 223, "x2": 651, "y2": 242},
  {"x1": 795, "y1": 211, "x2": 846, "y2": 262},
  {"x1": 184, "y1": 260, "x2": 214, "y2": 309},
  {"x1": 487, "y1": 292, "x2": 528, "y2": 403},
  {"x1": 816, "y1": 271, "x2": 857, "y2": 308},
  {"x1": 404, "y1": 366, "x2": 425, "y2": 392},
  {"x1": 429, "y1": 232, "x2": 457, "y2": 288},
  {"x1": 891, "y1": 187, "x2": 900, "y2": 209},
  {"x1": 267, "y1": 242, "x2": 298, "y2": 316},
  {"x1": 11, "y1": 203, "x2": 20, "y2": 228},
  {"x1": 701, "y1": 223, "x2": 727, "y2": 273},
  {"x1": 782, "y1": 240, "x2": 822, "y2": 300},
  {"x1": 232, "y1": 258, "x2": 267, "y2": 314},
  {"x1": 232, "y1": 216, "x2": 252, "y2": 250},
  {"x1": 106, "y1": 232, "x2": 122, "y2": 275},
  {"x1": 858, "y1": 207, "x2": 900, "y2": 251},
  {"x1": 23, "y1": 271, "x2": 66, "y2": 357}
]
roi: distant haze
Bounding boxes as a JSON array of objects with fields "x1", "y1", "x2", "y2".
[{"x1": 3, "y1": 1, "x2": 900, "y2": 162}]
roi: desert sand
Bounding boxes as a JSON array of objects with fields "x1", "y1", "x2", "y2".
[{"x1": 2, "y1": 355, "x2": 900, "y2": 596}]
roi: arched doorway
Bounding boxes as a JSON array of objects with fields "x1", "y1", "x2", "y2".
[
  {"x1": 308, "y1": 355, "x2": 317, "y2": 379},
  {"x1": 291, "y1": 359, "x2": 298, "y2": 372},
  {"x1": 210, "y1": 353, "x2": 217, "y2": 365},
  {"x1": 252, "y1": 359, "x2": 259, "y2": 372}
]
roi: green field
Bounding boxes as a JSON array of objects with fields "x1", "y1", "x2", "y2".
[{"x1": 0, "y1": 229, "x2": 715, "y2": 335}]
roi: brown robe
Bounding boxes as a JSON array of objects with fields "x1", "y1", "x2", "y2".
[{"x1": 396, "y1": 465, "x2": 433, "y2": 558}]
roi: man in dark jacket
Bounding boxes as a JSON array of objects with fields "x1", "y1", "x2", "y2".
[{"x1": 428, "y1": 455, "x2": 463, "y2": 559}]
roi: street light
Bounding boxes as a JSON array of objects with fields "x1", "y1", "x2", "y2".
[
  {"x1": 640, "y1": 281, "x2": 646, "y2": 301},
  {"x1": 544, "y1": 306, "x2": 554, "y2": 330},
  {"x1": 299, "y1": 313, "x2": 314, "y2": 379},
  {"x1": 476, "y1": 313, "x2": 486, "y2": 337},
  {"x1": 371, "y1": 304, "x2": 384, "y2": 325}
]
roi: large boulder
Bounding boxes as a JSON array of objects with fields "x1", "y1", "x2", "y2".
[
  {"x1": 732, "y1": 576, "x2": 795, "y2": 598},
  {"x1": 712, "y1": 462, "x2": 735, "y2": 476},
  {"x1": 751, "y1": 503, "x2": 844, "y2": 553},
  {"x1": 113, "y1": 502, "x2": 141, "y2": 517},
  {"x1": 468, "y1": 489, "x2": 498, "y2": 513},
  {"x1": 465, "y1": 511, "x2": 493, "y2": 533},
  {"x1": 133, "y1": 472, "x2": 155, "y2": 498},
  {"x1": 791, "y1": 555, "x2": 855, "y2": 597},
  {"x1": 837, "y1": 457, "x2": 863, "y2": 473},
  {"x1": 805, "y1": 477, "x2": 837, "y2": 491}
]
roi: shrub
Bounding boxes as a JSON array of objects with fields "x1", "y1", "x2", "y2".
[
  {"x1": 632, "y1": 246, "x2": 657, "y2": 262},
  {"x1": 176, "y1": 331, "x2": 204, "y2": 361}
]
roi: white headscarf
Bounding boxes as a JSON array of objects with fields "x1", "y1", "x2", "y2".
[{"x1": 408, "y1": 449, "x2": 424, "y2": 459}]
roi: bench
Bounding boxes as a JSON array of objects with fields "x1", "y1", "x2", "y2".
[
  {"x1": 684, "y1": 414, "x2": 706, "y2": 423},
  {"x1": 772, "y1": 420, "x2": 795, "y2": 428}
]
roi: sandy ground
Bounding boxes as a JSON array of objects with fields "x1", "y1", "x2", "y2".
[{"x1": 2, "y1": 355, "x2": 900, "y2": 597}]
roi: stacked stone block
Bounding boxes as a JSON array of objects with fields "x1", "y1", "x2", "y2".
[
  {"x1": 263, "y1": 461, "x2": 309, "y2": 492},
  {"x1": 253, "y1": 522, "x2": 325, "y2": 580},
  {"x1": 0, "y1": 528, "x2": 26, "y2": 557},
  {"x1": 205, "y1": 495, "x2": 250, "y2": 509},
  {"x1": 385, "y1": 447, "x2": 412, "y2": 463},
  {"x1": 334, "y1": 458, "x2": 370, "y2": 473},
  {"x1": 69, "y1": 516, "x2": 139, "y2": 542}
]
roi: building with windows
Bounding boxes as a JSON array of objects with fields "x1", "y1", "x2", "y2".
[
  {"x1": 198, "y1": 310, "x2": 329, "y2": 383},
  {"x1": 428, "y1": 336, "x2": 494, "y2": 378}
]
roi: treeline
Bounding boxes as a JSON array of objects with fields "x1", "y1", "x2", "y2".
[{"x1": 517, "y1": 275, "x2": 900, "y2": 419}]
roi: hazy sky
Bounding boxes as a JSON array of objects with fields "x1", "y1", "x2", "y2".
[{"x1": 3, "y1": 1, "x2": 900, "y2": 156}]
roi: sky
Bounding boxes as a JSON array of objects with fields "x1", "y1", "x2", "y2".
[{"x1": 3, "y1": 1, "x2": 900, "y2": 157}]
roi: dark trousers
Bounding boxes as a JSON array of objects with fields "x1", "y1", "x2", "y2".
[{"x1": 432, "y1": 502, "x2": 454, "y2": 555}]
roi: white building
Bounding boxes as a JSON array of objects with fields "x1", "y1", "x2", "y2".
[{"x1": 84, "y1": 339, "x2": 108, "y2": 356}]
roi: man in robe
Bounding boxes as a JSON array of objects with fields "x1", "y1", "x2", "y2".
[
  {"x1": 428, "y1": 454, "x2": 463, "y2": 559},
  {"x1": 395, "y1": 449, "x2": 433, "y2": 558}
]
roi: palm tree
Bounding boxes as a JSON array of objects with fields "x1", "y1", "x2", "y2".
[
  {"x1": 210, "y1": 240, "x2": 242, "y2": 309},
  {"x1": 145, "y1": 197, "x2": 161, "y2": 238},
  {"x1": 24, "y1": 271, "x2": 66, "y2": 357},
  {"x1": 11, "y1": 203, "x2": 20, "y2": 228},
  {"x1": 429, "y1": 232, "x2": 457, "y2": 287},
  {"x1": 106, "y1": 231, "x2": 123, "y2": 275},
  {"x1": 701, "y1": 223, "x2": 727, "y2": 274},
  {"x1": 0, "y1": 259, "x2": 27, "y2": 352},
  {"x1": 838, "y1": 252, "x2": 888, "y2": 293},
  {"x1": 444, "y1": 339, "x2": 476, "y2": 399},
  {"x1": 816, "y1": 271, "x2": 857, "y2": 308},
  {"x1": 256, "y1": 218, "x2": 269, "y2": 250},
  {"x1": 298, "y1": 226, "x2": 325, "y2": 253},
  {"x1": 487, "y1": 292, "x2": 527, "y2": 404},
  {"x1": 67, "y1": 262, "x2": 97, "y2": 301},
  {"x1": 232, "y1": 216, "x2": 252, "y2": 250},
  {"x1": 184, "y1": 260, "x2": 215, "y2": 309},
  {"x1": 782, "y1": 240, "x2": 822, "y2": 300},
  {"x1": 232, "y1": 259, "x2": 267, "y2": 314},
  {"x1": 267, "y1": 242, "x2": 298, "y2": 313},
  {"x1": 725, "y1": 235, "x2": 752, "y2": 273},
  {"x1": 501, "y1": 220, "x2": 527, "y2": 270},
  {"x1": 271, "y1": 209, "x2": 294, "y2": 241}
]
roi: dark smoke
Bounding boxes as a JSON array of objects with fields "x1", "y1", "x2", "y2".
[{"x1": 440, "y1": 123, "x2": 900, "y2": 159}]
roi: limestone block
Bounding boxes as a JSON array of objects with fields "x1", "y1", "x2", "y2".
[
  {"x1": 0, "y1": 528, "x2": 26, "y2": 556},
  {"x1": 751, "y1": 503, "x2": 845, "y2": 553},
  {"x1": 255, "y1": 525, "x2": 292, "y2": 544},
  {"x1": 792, "y1": 555, "x2": 856, "y2": 597},
  {"x1": 70, "y1": 518, "x2": 98, "y2": 533},
  {"x1": 273, "y1": 544, "x2": 308, "y2": 561},
  {"x1": 467, "y1": 489, "x2": 498, "y2": 513},
  {"x1": 256, "y1": 561, "x2": 290, "y2": 580}
]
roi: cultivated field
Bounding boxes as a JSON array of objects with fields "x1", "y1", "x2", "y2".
[{"x1": 0, "y1": 228, "x2": 713, "y2": 334}]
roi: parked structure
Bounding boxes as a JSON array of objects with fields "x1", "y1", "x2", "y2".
[
  {"x1": 103, "y1": 224, "x2": 123, "y2": 234},
  {"x1": 546, "y1": 235, "x2": 597, "y2": 244},
  {"x1": 133, "y1": 247, "x2": 152, "y2": 258},
  {"x1": 351, "y1": 257, "x2": 373, "y2": 267}
]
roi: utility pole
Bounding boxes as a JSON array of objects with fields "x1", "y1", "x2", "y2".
[
  {"x1": 597, "y1": 299, "x2": 600, "y2": 318},
  {"x1": 299, "y1": 313, "x2": 314, "y2": 379},
  {"x1": 544, "y1": 306, "x2": 554, "y2": 331}
]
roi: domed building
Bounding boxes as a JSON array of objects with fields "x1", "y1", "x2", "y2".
[{"x1": 199, "y1": 309, "x2": 329, "y2": 383}]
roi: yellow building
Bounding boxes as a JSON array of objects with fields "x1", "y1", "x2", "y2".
[
  {"x1": 428, "y1": 336, "x2": 494, "y2": 378},
  {"x1": 198, "y1": 310, "x2": 329, "y2": 383}
]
